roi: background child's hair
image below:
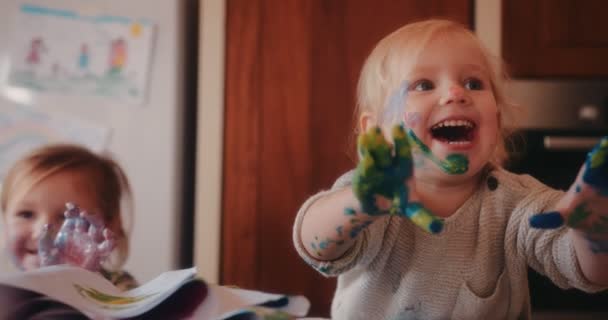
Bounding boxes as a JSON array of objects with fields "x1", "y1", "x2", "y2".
[
  {"x1": 0, "y1": 144, "x2": 133, "y2": 270},
  {"x1": 355, "y1": 19, "x2": 520, "y2": 166}
]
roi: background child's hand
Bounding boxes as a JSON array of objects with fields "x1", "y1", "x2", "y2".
[
  {"x1": 352, "y1": 124, "x2": 443, "y2": 233},
  {"x1": 530, "y1": 137, "x2": 608, "y2": 247},
  {"x1": 39, "y1": 203, "x2": 115, "y2": 271}
]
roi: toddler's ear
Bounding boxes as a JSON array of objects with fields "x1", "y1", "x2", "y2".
[{"x1": 359, "y1": 112, "x2": 377, "y2": 133}]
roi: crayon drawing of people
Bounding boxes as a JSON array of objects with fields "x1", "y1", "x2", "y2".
[
  {"x1": 25, "y1": 37, "x2": 46, "y2": 68},
  {"x1": 108, "y1": 38, "x2": 127, "y2": 76},
  {"x1": 78, "y1": 43, "x2": 90, "y2": 72}
]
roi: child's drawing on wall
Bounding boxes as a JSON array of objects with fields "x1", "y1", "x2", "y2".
[
  {"x1": 25, "y1": 37, "x2": 46, "y2": 67},
  {"x1": 108, "y1": 38, "x2": 127, "y2": 76},
  {"x1": 6, "y1": 4, "x2": 155, "y2": 105},
  {"x1": 78, "y1": 43, "x2": 90, "y2": 73}
]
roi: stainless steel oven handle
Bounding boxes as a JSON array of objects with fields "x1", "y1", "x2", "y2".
[{"x1": 543, "y1": 136, "x2": 603, "y2": 150}]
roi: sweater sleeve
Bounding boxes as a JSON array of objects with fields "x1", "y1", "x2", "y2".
[
  {"x1": 509, "y1": 175, "x2": 607, "y2": 293},
  {"x1": 292, "y1": 170, "x2": 391, "y2": 276}
]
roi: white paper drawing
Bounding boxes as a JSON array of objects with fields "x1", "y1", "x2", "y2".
[{"x1": 6, "y1": 4, "x2": 156, "y2": 105}]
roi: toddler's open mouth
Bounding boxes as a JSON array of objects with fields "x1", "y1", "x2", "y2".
[{"x1": 430, "y1": 119, "x2": 476, "y2": 145}]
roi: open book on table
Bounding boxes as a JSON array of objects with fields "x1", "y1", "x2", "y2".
[{"x1": 0, "y1": 265, "x2": 310, "y2": 319}]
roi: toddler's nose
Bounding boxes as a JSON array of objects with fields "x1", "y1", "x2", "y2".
[{"x1": 439, "y1": 85, "x2": 470, "y2": 106}]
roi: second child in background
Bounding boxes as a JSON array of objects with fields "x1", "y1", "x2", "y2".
[{"x1": 1, "y1": 144, "x2": 137, "y2": 291}]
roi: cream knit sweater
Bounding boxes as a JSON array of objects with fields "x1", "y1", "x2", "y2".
[{"x1": 293, "y1": 168, "x2": 606, "y2": 320}]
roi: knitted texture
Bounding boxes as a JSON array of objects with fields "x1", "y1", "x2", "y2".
[{"x1": 293, "y1": 168, "x2": 606, "y2": 320}]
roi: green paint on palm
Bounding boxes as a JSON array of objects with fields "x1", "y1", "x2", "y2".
[
  {"x1": 351, "y1": 124, "x2": 443, "y2": 234},
  {"x1": 353, "y1": 125, "x2": 412, "y2": 215},
  {"x1": 583, "y1": 136, "x2": 608, "y2": 191},
  {"x1": 344, "y1": 208, "x2": 356, "y2": 215},
  {"x1": 589, "y1": 138, "x2": 608, "y2": 169},
  {"x1": 407, "y1": 130, "x2": 469, "y2": 174},
  {"x1": 567, "y1": 203, "x2": 592, "y2": 228},
  {"x1": 591, "y1": 223, "x2": 608, "y2": 234}
]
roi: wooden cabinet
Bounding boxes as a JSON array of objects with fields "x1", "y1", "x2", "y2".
[
  {"x1": 222, "y1": 0, "x2": 471, "y2": 316},
  {"x1": 503, "y1": 0, "x2": 608, "y2": 77}
]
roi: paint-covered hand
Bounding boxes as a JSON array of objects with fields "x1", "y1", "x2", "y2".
[
  {"x1": 530, "y1": 137, "x2": 608, "y2": 247},
  {"x1": 352, "y1": 124, "x2": 443, "y2": 233},
  {"x1": 39, "y1": 203, "x2": 115, "y2": 271}
]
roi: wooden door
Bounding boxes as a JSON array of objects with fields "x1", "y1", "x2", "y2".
[
  {"x1": 503, "y1": 0, "x2": 608, "y2": 77},
  {"x1": 222, "y1": 0, "x2": 471, "y2": 316}
]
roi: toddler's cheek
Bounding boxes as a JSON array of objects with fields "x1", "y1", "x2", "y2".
[
  {"x1": 4, "y1": 234, "x2": 32, "y2": 270},
  {"x1": 403, "y1": 111, "x2": 422, "y2": 128}
]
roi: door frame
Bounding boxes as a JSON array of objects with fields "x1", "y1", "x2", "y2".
[{"x1": 194, "y1": 0, "x2": 225, "y2": 284}]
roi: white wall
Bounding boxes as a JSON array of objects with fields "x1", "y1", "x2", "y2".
[{"x1": 0, "y1": 0, "x2": 186, "y2": 282}]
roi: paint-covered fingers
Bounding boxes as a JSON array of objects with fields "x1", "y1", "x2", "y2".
[
  {"x1": 37, "y1": 203, "x2": 114, "y2": 271},
  {"x1": 530, "y1": 187, "x2": 608, "y2": 233},
  {"x1": 354, "y1": 126, "x2": 408, "y2": 215},
  {"x1": 582, "y1": 136, "x2": 608, "y2": 195},
  {"x1": 562, "y1": 137, "x2": 608, "y2": 235},
  {"x1": 404, "y1": 202, "x2": 444, "y2": 234},
  {"x1": 392, "y1": 124, "x2": 414, "y2": 180},
  {"x1": 392, "y1": 123, "x2": 412, "y2": 162},
  {"x1": 38, "y1": 224, "x2": 61, "y2": 267},
  {"x1": 530, "y1": 201, "x2": 608, "y2": 254},
  {"x1": 352, "y1": 126, "x2": 443, "y2": 233},
  {"x1": 100, "y1": 229, "x2": 116, "y2": 253},
  {"x1": 357, "y1": 126, "x2": 393, "y2": 169},
  {"x1": 530, "y1": 137, "x2": 608, "y2": 231},
  {"x1": 529, "y1": 211, "x2": 565, "y2": 229},
  {"x1": 354, "y1": 127, "x2": 393, "y2": 215}
]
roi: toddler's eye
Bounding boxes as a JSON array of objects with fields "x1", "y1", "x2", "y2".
[
  {"x1": 464, "y1": 78, "x2": 483, "y2": 90},
  {"x1": 411, "y1": 80, "x2": 434, "y2": 91},
  {"x1": 16, "y1": 210, "x2": 34, "y2": 220}
]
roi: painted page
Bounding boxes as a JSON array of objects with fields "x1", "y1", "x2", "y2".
[
  {"x1": 0, "y1": 266, "x2": 197, "y2": 318},
  {"x1": 0, "y1": 266, "x2": 311, "y2": 319},
  {"x1": 6, "y1": 4, "x2": 156, "y2": 105},
  {"x1": 195, "y1": 284, "x2": 311, "y2": 319}
]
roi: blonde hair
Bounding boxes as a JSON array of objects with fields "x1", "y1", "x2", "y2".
[
  {"x1": 355, "y1": 19, "x2": 519, "y2": 165},
  {"x1": 1, "y1": 144, "x2": 133, "y2": 270}
]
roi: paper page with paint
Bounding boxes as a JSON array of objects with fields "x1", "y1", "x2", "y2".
[
  {"x1": 194, "y1": 284, "x2": 310, "y2": 319},
  {"x1": 0, "y1": 265, "x2": 197, "y2": 318},
  {"x1": 0, "y1": 265, "x2": 311, "y2": 319}
]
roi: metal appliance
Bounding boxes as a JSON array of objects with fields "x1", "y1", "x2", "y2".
[{"x1": 505, "y1": 80, "x2": 608, "y2": 317}]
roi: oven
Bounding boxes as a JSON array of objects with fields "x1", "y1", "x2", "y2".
[{"x1": 504, "y1": 80, "x2": 608, "y2": 318}]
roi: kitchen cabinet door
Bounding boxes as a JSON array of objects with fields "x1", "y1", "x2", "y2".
[
  {"x1": 222, "y1": 0, "x2": 471, "y2": 317},
  {"x1": 503, "y1": 0, "x2": 608, "y2": 77}
]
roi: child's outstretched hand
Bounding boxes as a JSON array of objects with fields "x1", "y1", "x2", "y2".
[
  {"x1": 530, "y1": 136, "x2": 608, "y2": 249},
  {"x1": 39, "y1": 203, "x2": 115, "y2": 271},
  {"x1": 352, "y1": 124, "x2": 443, "y2": 233}
]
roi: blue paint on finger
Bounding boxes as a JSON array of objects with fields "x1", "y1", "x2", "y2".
[
  {"x1": 529, "y1": 211, "x2": 564, "y2": 229},
  {"x1": 429, "y1": 220, "x2": 444, "y2": 234}
]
